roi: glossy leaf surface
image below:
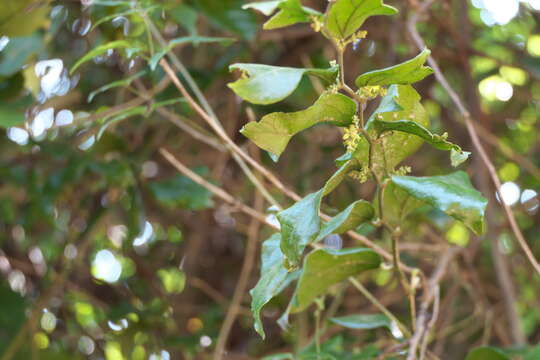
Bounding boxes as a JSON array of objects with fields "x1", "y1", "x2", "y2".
[
  {"x1": 355, "y1": 48, "x2": 433, "y2": 87},
  {"x1": 391, "y1": 171, "x2": 488, "y2": 234},
  {"x1": 228, "y1": 63, "x2": 338, "y2": 105},
  {"x1": 240, "y1": 93, "x2": 357, "y2": 159},
  {"x1": 325, "y1": 0, "x2": 398, "y2": 40},
  {"x1": 292, "y1": 247, "x2": 380, "y2": 312}
]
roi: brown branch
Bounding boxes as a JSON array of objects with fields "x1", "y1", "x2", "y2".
[
  {"x1": 407, "y1": 247, "x2": 460, "y2": 359},
  {"x1": 214, "y1": 191, "x2": 264, "y2": 360}
]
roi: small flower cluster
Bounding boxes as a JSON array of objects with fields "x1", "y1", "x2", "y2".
[
  {"x1": 358, "y1": 85, "x2": 388, "y2": 100},
  {"x1": 342, "y1": 115, "x2": 361, "y2": 153}
]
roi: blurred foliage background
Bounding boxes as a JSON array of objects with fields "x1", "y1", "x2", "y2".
[{"x1": 0, "y1": 0, "x2": 539, "y2": 359}]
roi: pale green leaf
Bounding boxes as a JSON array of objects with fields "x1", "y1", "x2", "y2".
[
  {"x1": 329, "y1": 314, "x2": 391, "y2": 330},
  {"x1": 355, "y1": 48, "x2": 433, "y2": 87},
  {"x1": 71, "y1": 41, "x2": 134, "y2": 74},
  {"x1": 391, "y1": 171, "x2": 488, "y2": 234},
  {"x1": 325, "y1": 0, "x2": 398, "y2": 40},
  {"x1": 292, "y1": 247, "x2": 380, "y2": 312},
  {"x1": 228, "y1": 63, "x2": 338, "y2": 105},
  {"x1": 244, "y1": 0, "x2": 322, "y2": 30},
  {"x1": 88, "y1": 71, "x2": 146, "y2": 103},
  {"x1": 240, "y1": 93, "x2": 356, "y2": 159},
  {"x1": 316, "y1": 200, "x2": 374, "y2": 241},
  {"x1": 250, "y1": 234, "x2": 300, "y2": 338},
  {"x1": 451, "y1": 148, "x2": 471, "y2": 167},
  {"x1": 465, "y1": 347, "x2": 510, "y2": 360}
]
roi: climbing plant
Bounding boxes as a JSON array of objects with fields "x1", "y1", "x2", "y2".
[{"x1": 229, "y1": 1, "x2": 489, "y2": 358}]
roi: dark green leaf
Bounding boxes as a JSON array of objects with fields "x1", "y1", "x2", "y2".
[
  {"x1": 292, "y1": 247, "x2": 380, "y2": 312},
  {"x1": 148, "y1": 172, "x2": 214, "y2": 211},
  {"x1": 0, "y1": 35, "x2": 43, "y2": 77},
  {"x1": 195, "y1": 0, "x2": 257, "y2": 40},
  {"x1": 240, "y1": 93, "x2": 356, "y2": 159},
  {"x1": 325, "y1": 0, "x2": 398, "y2": 40},
  {"x1": 352, "y1": 84, "x2": 429, "y2": 174},
  {"x1": 277, "y1": 159, "x2": 360, "y2": 267},
  {"x1": 355, "y1": 48, "x2": 433, "y2": 87},
  {"x1": 243, "y1": 0, "x2": 322, "y2": 30},
  {"x1": 170, "y1": 4, "x2": 199, "y2": 35},
  {"x1": 391, "y1": 171, "x2": 488, "y2": 234},
  {"x1": 370, "y1": 118, "x2": 469, "y2": 167},
  {"x1": 250, "y1": 234, "x2": 300, "y2": 338},
  {"x1": 278, "y1": 190, "x2": 324, "y2": 267},
  {"x1": 465, "y1": 347, "x2": 510, "y2": 360},
  {"x1": 329, "y1": 314, "x2": 391, "y2": 330},
  {"x1": 228, "y1": 63, "x2": 338, "y2": 105}
]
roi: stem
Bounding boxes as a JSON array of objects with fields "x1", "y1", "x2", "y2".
[
  {"x1": 349, "y1": 277, "x2": 411, "y2": 338},
  {"x1": 315, "y1": 308, "x2": 322, "y2": 355}
]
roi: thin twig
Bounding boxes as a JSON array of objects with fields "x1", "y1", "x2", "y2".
[{"x1": 214, "y1": 191, "x2": 264, "y2": 360}]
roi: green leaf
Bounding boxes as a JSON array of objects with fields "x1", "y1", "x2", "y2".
[
  {"x1": 148, "y1": 172, "x2": 214, "y2": 211},
  {"x1": 0, "y1": 35, "x2": 43, "y2": 77},
  {"x1": 451, "y1": 148, "x2": 471, "y2": 167},
  {"x1": 250, "y1": 234, "x2": 300, "y2": 338},
  {"x1": 170, "y1": 4, "x2": 199, "y2": 35},
  {"x1": 325, "y1": 0, "x2": 398, "y2": 40},
  {"x1": 277, "y1": 159, "x2": 360, "y2": 267},
  {"x1": 243, "y1": 0, "x2": 322, "y2": 30},
  {"x1": 465, "y1": 347, "x2": 510, "y2": 360},
  {"x1": 329, "y1": 314, "x2": 391, "y2": 330},
  {"x1": 380, "y1": 181, "x2": 424, "y2": 228},
  {"x1": 369, "y1": 118, "x2": 469, "y2": 167},
  {"x1": 195, "y1": 0, "x2": 257, "y2": 41},
  {"x1": 391, "y1": 171, "x2": 488, "y2": 234},
  {"x1": 316, "y1": 200, "x2": 374, "y2": 241},
  {"x1": 241, "y1": 93, "x2": 356, "y2": 159},
  {"x1": 355, "y1": 48, "x2": 433, "y2": 87},
  {"x1": 261, "y1": 354, "x2": 294, "y2": 360},
  {"x1": 88, "y1": 71, "x2": 146, "y2": 103},
  {"x1": 70, "y1": 41, "x2": 133, "y2": 74},
  {"x1": 157, "y1": 268, "x2": 186, "y2": 294},
  {"x1": 352, "y1": 84, "x2": 429, "y2": 175},
  {"x1": 292, "y1": 247, "x2": 380, "y2": 312},
  {"x1": 278, "y1": 190, "x2": 324, "y2": 267},
  {"x1": 228, "y1": 63, "x2": 338, "y2": 105},
  {"x1": 0, "y1": 0, "x2": 49, "y2": 37},
  {"x1": 149, "y1": 36, "x2": 235, "y2": 71}
]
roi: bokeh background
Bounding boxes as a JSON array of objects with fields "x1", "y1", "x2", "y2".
[{"x1": 0, "y1": 0, "x2": 539, "y2": 359}]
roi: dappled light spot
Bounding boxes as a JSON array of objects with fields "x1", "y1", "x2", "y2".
[
  {"x1": 92, "y1": 250, "x2": 122, "y2": 283},
  {"x1": 497, "y1": 181, "x2": 521, "y2": 206},
  {"x1": 133, "y1": 221, "x2": 154, "y2": 247},
  {"x1": 200, "y1": 335, "x2": 212, "y2": 347},
  {"x1": 7, "y1": 127, "x2": 29, "y2": 145},
  {"x1": 40, "y1": 310, "x2": 57, "y2": 333},
  {"x1": 0, "y1": 36, "x2": 9, "y2": 52},
  {"x1": 78, "y1": 335, "x2": 95, "y2": 355},
  {"x1": 521, "y1": 189, "x2": 539, "y2": 214}
]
